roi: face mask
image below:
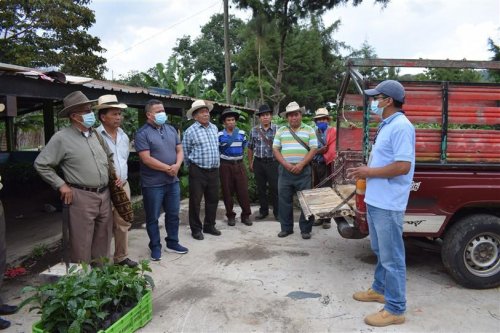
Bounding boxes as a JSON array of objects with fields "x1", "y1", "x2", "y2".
[
  {"x1": 154, "y1": 112, "x2": 167, "y2": 126},
  {"x1": 316, "y1": 122, "x2": 328, "y2": 132},
  {"x1": 370, "y1": 100, "x2": 384, "y2": 117},
  {"x1": 81, "y1": 112, "x2": 96, "y2": 128}
]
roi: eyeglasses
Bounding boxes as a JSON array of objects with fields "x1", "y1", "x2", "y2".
[{"x1": 373, "y1": 95, "x2": 389, "y2": 101}]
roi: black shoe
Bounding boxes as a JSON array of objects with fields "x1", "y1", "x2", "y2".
[
  {"x1": 228, "y1": 217, "x2": 236, "y2": 226},
  {"x1": 0, "y1": 318, "x2": 10, "y2": 330},
  {"x1": 117, "y1": 258, "x2": 138, "y2": 268},
  {"x1": 0, "y1": 305, "x2": 17, "y2": 316},
  {"x1": 301, "y1": 232, "x2": 311, "y2": 240},
  {"x1": 322, "y1": 222, "x2": 331, "y2": 229},
  {"x1": 313, "y1": 219, "x2": 323, "y2": 226},
  {"x1": 255, "y1": 213, "x2": 268, "y2": 220},
  {"x1": 192, "y1": 232, "x2": 204, "y2": 240},
  {"x1": 242, "y1": 217, "x2": 253, "y2": 226},
  {"x1": 203, "y1": 226, "x2": 221, "y2": 236},
  {"x1": 278, "y1": 230, "x2": 293, "y2": 238}
]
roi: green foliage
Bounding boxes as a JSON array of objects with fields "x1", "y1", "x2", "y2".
[
  {"x1": 31, "y1": 244, "x2": 49, "y2": 260},
  {"x1": 173, "y1": 14, "x2": 246, "y2": 92},
  {"x1": 20, "y1": 260, "x2": 154, "y2": 333},
  {"x1": 0, "y1": 0, "x2": 107, "y2": 78},
  {"x1": 416, "y1": 68, "x2": 483, "y2": 82},
  {"x1": 487, "y1": 38, "x2": 500, "y2": 83}
]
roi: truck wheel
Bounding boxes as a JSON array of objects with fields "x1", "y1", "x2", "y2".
[{"x1": 441, "y1": 214, "x2": 500, "y2": 289}]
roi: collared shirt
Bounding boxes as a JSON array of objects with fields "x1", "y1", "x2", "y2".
[
  {"x1": 247, "y1": 123, "x2": 277, "y2": 158},
  {"x1": 182, "y1": 121, "x2": 220, "y2": 169},
  {"x1": 218, "y1": 128, "x2": 247, "y2": 161},
  {"x1": 135, "y1": 123, "x2": 181, "y2": 187},
  {"x1": 96, "y1": 125, "x2": 129, "y2": 182},
  {"x1": 34, "y1": 126, "x2": 109, "y2": 189},
  {"x1": 365, "y1": 111, "x2": 416, "y2": 211},
  {"x1": 272, "y1": 123, "x2": 318, "y2": 164}
]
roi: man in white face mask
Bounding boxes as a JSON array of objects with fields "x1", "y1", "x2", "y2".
[
  {"x1": 34, "y1": 91, "x2": 114, "y2": 265},
  {"x1": 135, "y1": 99, "x2": 188, "y2": 261}
]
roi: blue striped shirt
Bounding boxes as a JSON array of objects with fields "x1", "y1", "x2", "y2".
[
  {"x1": 218, "y1": 128, "x2": 247, "y2": 160},
  {"x1": 182, "y1": 121, "x2": 220, "y2": 169}
]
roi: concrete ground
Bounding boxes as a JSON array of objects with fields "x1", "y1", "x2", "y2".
[{"x1": 3, "y1": 199, "x2": 500, "y2": 332}]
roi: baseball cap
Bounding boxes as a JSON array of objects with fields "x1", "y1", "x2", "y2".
[{"x1": 364, "y1": 80, "x2": 405, "y2": 103}]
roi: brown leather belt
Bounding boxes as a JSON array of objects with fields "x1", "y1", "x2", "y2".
[{"x1": 69, "y1": 183, "x2": 108, "y2": 193}]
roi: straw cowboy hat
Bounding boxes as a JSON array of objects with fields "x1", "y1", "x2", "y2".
[
  {"x1": 94, "y1": 95, "x2": 128, "y2": 110},
  {"x1": 59, "y1": 91, "x2": 96, "y2": 117},
  {"x1": 313, "y1": 107, "x2": 331, "y2": 119},
  {"x1": 186, "y1": 99, "x2": 213, "y2": 120},
  {"x1": 219, "y1": 108, "x2": 240, "y2": 123},
  {"x1": 0, "y1": 104, "x2": 4, "y2": 112},
  {"x1": 281, "y1": 101, "x2": 305, "y2": 117}
]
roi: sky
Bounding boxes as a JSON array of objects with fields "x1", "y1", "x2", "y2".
[{"x1": 88, "y1": 0, "x2": 500, "y2": 80}]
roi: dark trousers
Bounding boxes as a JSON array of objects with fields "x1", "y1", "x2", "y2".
[
  {"x1": 254, "y1": 158, "x2": 278, "y2": 217},
  {"x1": 312, "y1": 161, "x2": 332, "y2": 188},
  {"x1": 312, "y1": 161, "x2": 332, "y2": 223},
  {"x1": 0, "y1": 201, "x2": 5, "y2": 304},
  {"x1": 278, "y1": 164, "x2": 312, "y2": 233},
  {"x1": 219, "y1": 160, "x2": 251, "y2": 219},
  {"x1": 188, "y1": 164, "x2": 220, "y2": 233}
]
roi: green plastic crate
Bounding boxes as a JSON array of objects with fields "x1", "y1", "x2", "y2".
[{"x1": 32, "y1": 289, "x2": 153, "y2": 333}]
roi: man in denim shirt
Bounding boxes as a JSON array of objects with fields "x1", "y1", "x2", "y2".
[{"x1": 348, "y1": 80, "x2": 415, "y2": 327}]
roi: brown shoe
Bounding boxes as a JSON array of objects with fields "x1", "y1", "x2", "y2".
[
  {"x1": 364, "y1": 309, "x2": 405, "y2": 327},
  {"x1": 353, "y1": 288, "x2": 385, "y2": 303}
]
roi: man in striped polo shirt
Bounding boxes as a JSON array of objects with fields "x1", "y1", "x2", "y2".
[
  {"x1": 272, "y1": 101, "x2": 318, "y2": 239},
  {"x1": 218, "y1": 108, "x2": 252, "y2": 226}
]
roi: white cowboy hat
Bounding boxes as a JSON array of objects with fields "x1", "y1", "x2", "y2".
[
  {"x1": 0, "y1": 104, "x2": 4, "y2": 112},
  {"x1": 59, "y1": 91, "x2": 97, "y2": 117},
  {"x1": 186, "y1": 99, "x2": 213, "y2": 120},
  {"x1": 281, "y1": 101, "x2": 305, "y2": 117},
  {"x1": 94, "y1": 94, "x2": 128, "y2": 110},
  {"x1": 313, "y1": 107, "x2": 331, "y2": 119}
]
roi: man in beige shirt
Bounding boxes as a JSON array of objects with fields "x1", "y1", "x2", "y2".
[{"x1": 34, "y1": 91, "x2": 113, "y2": 264}]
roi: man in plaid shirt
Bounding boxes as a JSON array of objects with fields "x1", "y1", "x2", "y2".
[
  {"x1": 247, "y1": 104, "x2": 279, "y2": 220},
  {"x1": 182, "y1": 100, "x2": 221, "y2": 240}
]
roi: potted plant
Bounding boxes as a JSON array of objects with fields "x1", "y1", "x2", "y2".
[{"x1": 20, "y1": 260, "x2": 154, "y2": 333}]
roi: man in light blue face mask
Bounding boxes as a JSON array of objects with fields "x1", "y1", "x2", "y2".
[
  {"x1": 348, "y1": 80, "x2": 415, "y2": 327},
  {"x1": 34, "y1": 91, "x2": 114, "y2": 265},
  {"x1": 135, "y1": 99, "x2": 188, "y2": 261}
]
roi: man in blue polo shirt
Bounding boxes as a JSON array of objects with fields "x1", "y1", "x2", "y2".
[
  {"x1": 135, "y1": 99, "x2": 188, "y2": 261},
  {"x1": 218, "y1": 108, "x2": 252, "y2": 226},
  {"x1": 348, "y1": 80, "x2": 415, "y2": 327}
]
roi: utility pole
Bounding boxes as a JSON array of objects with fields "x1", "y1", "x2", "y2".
[{"x1": 223, "y1": 0, "x2": 232, "y2": 104}]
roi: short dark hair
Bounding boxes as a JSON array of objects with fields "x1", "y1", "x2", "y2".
[
  {"x1": 97, "y1": 108, "x2": 110, "y2": 122},
  {"x1": 393, "y1": 100, "x2": 404, "y2": 108},
  {"x1": 145, "y1": 99, "x2": 163, "y2": 113}
]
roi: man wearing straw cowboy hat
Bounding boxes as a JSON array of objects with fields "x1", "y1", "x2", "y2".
[
  {"x1": 95, "y1": 95, "x2": 138, "y2": 268},
  {"x1": 311, "y1": 107, "x2": 337, "y2": 229},
  {"x1": 34, "y1": 91, "x2": 113, "y2": 264},
  {"x1": 272, "y1": 101, "x2": 318, "y2": 239},
  {"x1": 182, "y1": 100, "x2": 222, "y2": 240}
]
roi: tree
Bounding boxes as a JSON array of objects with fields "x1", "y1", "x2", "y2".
[
  {"x1": 232, "y1": 0, "x2": 389, "y2": 114},
  {"x1": 487, "y1": 38, "x2": 500, "y2": 83},
  {"x1": 173, "y1": 14, "x2": 246, "y2": 92},
  {"x1": 0, "y1": 0, "x2": 107, "y2": 78}
]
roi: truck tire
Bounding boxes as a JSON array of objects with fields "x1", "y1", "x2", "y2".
[{"x1": 441, "y1": 214, "x2": 500, "y2": 289}]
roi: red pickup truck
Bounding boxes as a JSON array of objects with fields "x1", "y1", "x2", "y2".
[{"x1": 298, "y1": 59, "x2": 500, "y2": 289}]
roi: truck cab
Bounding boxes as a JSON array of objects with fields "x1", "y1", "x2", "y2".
[{"x1": 298, "y1": 59, "x2": 500, "y2": 289}]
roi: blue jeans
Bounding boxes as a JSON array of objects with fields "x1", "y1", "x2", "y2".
[
  {"x1": 366, "y1": 204, "x2": 406, "y2": 315},
  {"x1": 142, "y1": 182, "x2": 181, "y2": 251},
  {"x1": 277, "y1": 164, "x2": 312, "y2": 233}
]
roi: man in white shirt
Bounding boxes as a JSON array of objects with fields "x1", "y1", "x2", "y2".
[{"x1": 96, "y1": 95, "x2": 138, "y2": 268}]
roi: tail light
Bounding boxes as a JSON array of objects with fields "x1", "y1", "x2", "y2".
[{"x1": 354, "y1": 179, "x2": 369, "y2": 234}]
